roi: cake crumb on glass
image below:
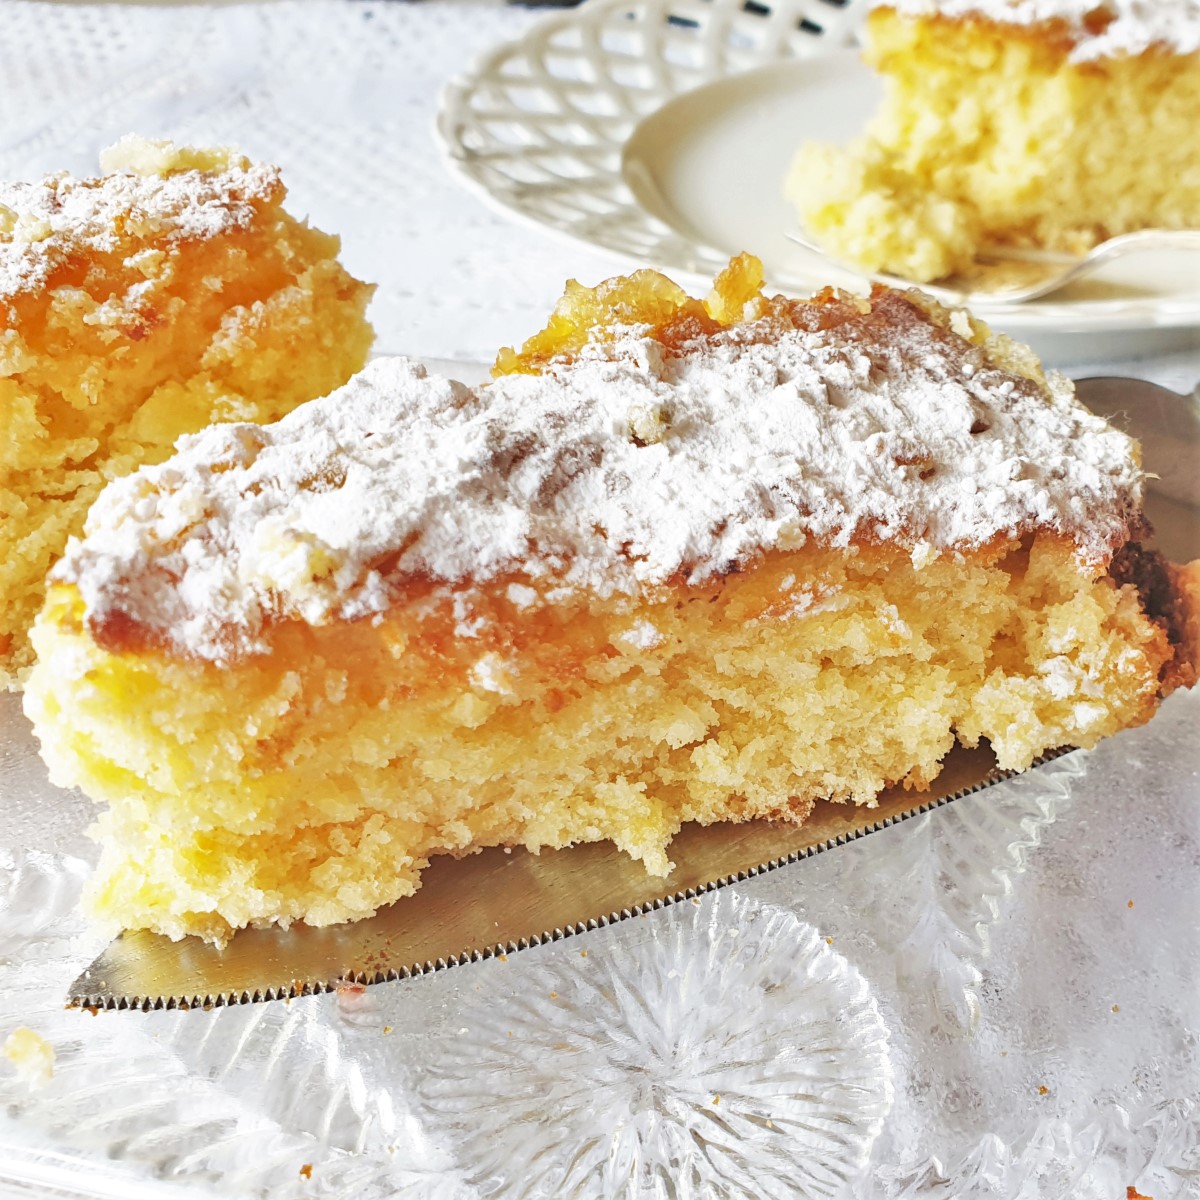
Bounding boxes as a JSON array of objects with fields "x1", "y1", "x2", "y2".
[{"x1": 3, "y1": 1027, "x2": 55, "y2": 1087}]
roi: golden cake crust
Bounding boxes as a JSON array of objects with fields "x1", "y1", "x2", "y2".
[
  {"x1": 48, "y1": 256, "x2": 1145, "y2": 665},
  {"x1": 0, "y1": 141, "x2": 281, "y2": 305},
  {"x1": 873, "y1": 1, "x2": 1200, "y2": 62}
]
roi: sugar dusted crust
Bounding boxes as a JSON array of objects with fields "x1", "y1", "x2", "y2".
[
  {"x1": 874, "y1": 0, "x2": 1200, "y2": 62},
  {"x1": 52, "y1": 256, "x2": 1144, "y2": 664},
  {"x1": 0, "y1": 137, "x2": 281, "y2": 302}
]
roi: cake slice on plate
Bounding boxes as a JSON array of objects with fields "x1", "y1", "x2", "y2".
[
  {"x1": 788, "y1": 0, "x2": 1200, "y2": 282},
  {"x1": 24, "y1": 255, "x2": 1199, "y2": 942},
  {"x1": 0, "y1": 136, "x2": 375, "y2": 686}
]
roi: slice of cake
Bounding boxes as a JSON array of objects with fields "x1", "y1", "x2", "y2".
[
  {"x1": 0, "y1": 136, "x2": 375, "y2": 686},
  {"x1": 787, "y1": 1, "x2": 1200, "y2": 282},
  {"x1": 24, "y1": 255, "x2": 1199, "y2": 943}
]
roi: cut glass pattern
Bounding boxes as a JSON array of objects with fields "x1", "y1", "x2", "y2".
[{"x1": 415, "y1": 892, "x2": 893, "y2": 1198}]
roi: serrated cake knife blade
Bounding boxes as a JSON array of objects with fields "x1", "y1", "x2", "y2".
[
  {"x1": 65, "y1": 375, "x2": 1199, "y2": 1012},
  {"x1": 68, "y1": 747, "x2": 1073, "y2": 1011}
]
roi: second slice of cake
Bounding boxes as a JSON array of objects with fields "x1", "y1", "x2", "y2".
[
  {"x1": 788, "y1": 1, "x2": 1200, "y2": 282},
  {"x1": 0, "y1": 137, "x2": 375, "y2": 685},
  {"x1": 24, "y1": 256, "x2": 1199, "y2": 942}
]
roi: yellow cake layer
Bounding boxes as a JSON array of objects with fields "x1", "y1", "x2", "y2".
[
  {"x1": 788, "y1": 9, "x2": 1200, "y2": 281},
  {"x1": 26, "y1": 536, "x2": 1174, "y2": 942},
  {"x1": 0, "y1": 141, "x2": 375, "y2": 685}
]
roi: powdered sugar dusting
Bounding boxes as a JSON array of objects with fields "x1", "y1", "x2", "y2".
[
  {"x1": 878, "y1": 0, "x2": 1200, "y2": 60},
  {"x1": 54, "y1": 293, "x2": 1143, "y2": 662},
  {"x1": 0, "y1": 141, "x2": 280, "y2": 301}
]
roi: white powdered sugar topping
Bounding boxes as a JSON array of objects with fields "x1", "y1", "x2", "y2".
[
  {"x1": 0, "y1": 138, "x2": 279, "y2": 300},
  {"x1": 877, "y1": 0, "x2": 1200, "y2": 60},
  {"x1": 55, "y1": 294, "x2": 1143, "y2": 662}
]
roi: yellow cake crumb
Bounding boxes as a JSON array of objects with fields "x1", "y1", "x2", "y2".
[
  {"x1": 25, "y1": 532, "x2": 1190, "y2": 942},
  {"x1": 3, "y1": 1027, "x2": 55, "y2": 1087}
]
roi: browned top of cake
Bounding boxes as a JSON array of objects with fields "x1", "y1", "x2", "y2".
[
  {"x1": 50, "y1": 258, "x2": 1145, "y2": 662},
  {"x1": 0, "y1": 137, "x2": 281, "y2": 314},
  {"x1": 874, "y1": 1, "x2": 1200, "y2": 60}
]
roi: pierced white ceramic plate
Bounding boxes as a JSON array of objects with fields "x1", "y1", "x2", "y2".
[{"x1": 437, "y1": 0, "x2": 1200, "y2": 362}]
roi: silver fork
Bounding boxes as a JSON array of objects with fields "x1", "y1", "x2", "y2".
[{"x1": 786, "y1": 229, "x2": 1200, "y2": 305}]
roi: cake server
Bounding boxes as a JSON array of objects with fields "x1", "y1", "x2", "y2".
[
  {"x1": 64, "y1": 377, "x2": 1199, "y2": 1012},
  {"x1": 66, "y1": 746, "x2": 1068, "y2": 1011}
]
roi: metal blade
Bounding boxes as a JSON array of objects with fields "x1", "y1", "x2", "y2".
[
  {"x1": 68, "y1": 745, "x2": 1072, "y2": 1011},
  {"x1": 1073, "y1": 377, "x2": 1200, "y2": 563}
]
